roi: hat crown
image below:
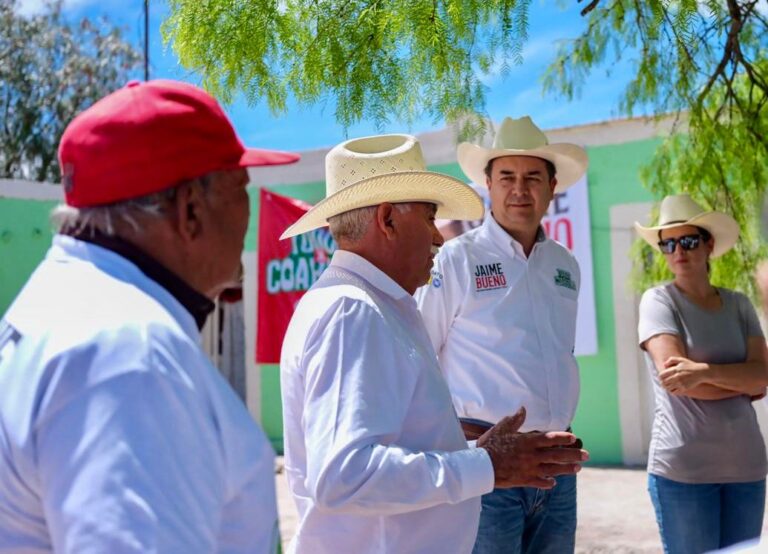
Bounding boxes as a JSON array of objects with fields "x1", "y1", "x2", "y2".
[
  {"x1": 325, "y1": 134, "x2": 427, "y2": 197},
  {"x1": 59, "y1": 80, "x2": 254, "y2": 207},
  {"x1": 492, "y1": 116, "x2": 549, "y2": 150},
  {"x1": 658, "y1": 194, "x2": 707, "y2": 225}
]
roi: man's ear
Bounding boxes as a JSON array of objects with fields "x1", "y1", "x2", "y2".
[
  {"x1": 549, "y1": 177, "x2": 558, "y2": 194},
  {"x1": 173, "y1": 180, "x2": 207, "y2": 242},
  {"x1": 375, "y1": 203, "x2": 397, "y2": 240}
]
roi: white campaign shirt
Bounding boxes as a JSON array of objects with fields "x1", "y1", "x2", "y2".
[
  {"x1": 280, "y1": 250, "x2": 494, "y2": 554},
  {"x1": 415, "y1": 214, "x2": 581, "y2": 432},
  {"x1": 0, "y1": 236, "x2": 277, "y2": 553}
]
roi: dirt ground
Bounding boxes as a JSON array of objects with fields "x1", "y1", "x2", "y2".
[{"x1": 275, "y1": 461, "x2": 768, "y2": 553}]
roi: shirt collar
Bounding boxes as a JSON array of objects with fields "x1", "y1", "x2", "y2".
[
  {"x1": 483, "y1": 212, "x2": 547, "y2": 257},
  {"x1": 65, "y1": 229, "x2": 215, "y2": 330},
  {"x1": 330, "y1": 250, "x2": 412, "y2": 302}
]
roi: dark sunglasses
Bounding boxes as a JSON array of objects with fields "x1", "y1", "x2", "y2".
[{"x1": 657, "y1": 234, "x2": 704, "y2": 254}]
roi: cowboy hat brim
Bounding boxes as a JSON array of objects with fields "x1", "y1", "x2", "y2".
[
  {"x1": 634, "y1": 211, "x2": 740, "y2": 258},
  {"x1": 280, "y1": 171, "x2": 484, "y2": 239},
  {"x1": 457, "y1": 143, "x2": 588, "y2": 193}
]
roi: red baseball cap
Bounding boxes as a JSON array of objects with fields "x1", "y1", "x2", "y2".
[{"x1": 58, "y1": 79, "x2": 299, "y2": 207}]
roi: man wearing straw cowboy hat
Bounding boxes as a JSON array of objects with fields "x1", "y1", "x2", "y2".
[
  {"x1": 415, "y1": 116, "x2": 589, "y2": 553},
  {"x1": 0, "y1": 80, "x2": 298, "y2": 552},
  {"x1": 279, "y1": 133, "x2": 588, "y2": 553}
]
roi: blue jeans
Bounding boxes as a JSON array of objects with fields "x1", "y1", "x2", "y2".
[
  {"x1": 648, "y1": 474, "x2": 766, "y2": 554},
  {"x1": 472, "y1": 474, "x2": 577, "y2": 554}
]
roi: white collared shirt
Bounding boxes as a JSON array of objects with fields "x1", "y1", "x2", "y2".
[
  {"x1": 280, "y1": 250, "x2": 494, "y2": 554},
  {"x1": 0, "y1": 236, "x2": 277, "y2": 553},
  {"x1": 415, "y1": 214, "x2": 581, "y2": 432}
]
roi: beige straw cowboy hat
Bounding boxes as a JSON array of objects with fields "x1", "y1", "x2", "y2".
[
  {"x1": 634, "y1": 193, "x2": 739, "y2": 258},
  {"x1": 457, "y1": 116, "x2": 588, "y2": 193},
  {"x1": 280, "y1": 134, "x2": 485, "y2": 239}
]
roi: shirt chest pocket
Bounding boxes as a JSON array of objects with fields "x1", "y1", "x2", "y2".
[{"x1": 545, "y1": 269, "x2": 579, "y2": 350}]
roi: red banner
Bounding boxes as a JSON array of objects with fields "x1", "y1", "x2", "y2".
[{"x1": 256, "y1": 188, "x2": 336, "y2": 363}]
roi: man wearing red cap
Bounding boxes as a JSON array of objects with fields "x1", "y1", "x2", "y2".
[{"x1": 0, "y1": 80, "x2": 298, "y2": 552}]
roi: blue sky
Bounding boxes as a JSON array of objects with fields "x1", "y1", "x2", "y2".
[{"x1": 18, "y1": 0, "x2": 635, "y2": 152}]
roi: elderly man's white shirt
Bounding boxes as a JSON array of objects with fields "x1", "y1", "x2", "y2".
[
  {"x1": 415, "y1": 214, "x2": 580, "y2": 432},
  {"x1": 0, "y1": 236, "x2": 277, "y2": 553},
  {"x1": 280, "y1": 250, "x2": 494, "y2": 554}
]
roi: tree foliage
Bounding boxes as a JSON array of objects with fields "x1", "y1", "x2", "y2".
[
  {"x1": 166, "y1": 0, "x2": 768, "y2": 299},
  {"x1": 543, "y1": 0, "x2": 767, "y2": 300},
  {"x1": 164, "y1": 0, "x2": 531, "y2": 138},
  {"x1": 0, "y1": 0, "x2": 142, "y2": 182}
]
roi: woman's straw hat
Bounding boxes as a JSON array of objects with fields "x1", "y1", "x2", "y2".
[{"x1": 634, "y1": 193, "x2": 739, "y2": 258}]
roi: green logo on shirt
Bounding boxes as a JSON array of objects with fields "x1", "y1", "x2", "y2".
[{"x1": 554, "y1": 269, "x2": 576, "y2": 291}]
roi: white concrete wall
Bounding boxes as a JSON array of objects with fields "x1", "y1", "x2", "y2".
[
  {"x1": 611, "y1": 202, "x2": 655, "y2": 465},
  {"x1": 0, "y1": 178, "x2": 62, "y2": 200}
]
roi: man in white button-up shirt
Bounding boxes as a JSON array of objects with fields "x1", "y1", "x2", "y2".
[
  {"x1": 0, "y1": 80, "x2": 299, "y2": 553},
  {"x1": 415, "y1": 117, "x2": 589, "y2": 554},
  {"x1": 280, "y1": 134, "x2": 588, "y2": 554}
]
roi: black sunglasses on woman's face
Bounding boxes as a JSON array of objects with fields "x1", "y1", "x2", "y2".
[{"x1": 658, "y1": 234, "x2": 704, "y2": 254}]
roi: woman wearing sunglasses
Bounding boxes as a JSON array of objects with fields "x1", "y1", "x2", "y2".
[{"x1": 635, "y1": 193, "x2": 768, "y2": 554}]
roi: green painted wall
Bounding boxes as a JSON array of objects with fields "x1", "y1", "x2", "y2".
[
  {"x1": 251, "y1": 138, "x2": 662, "y2": 462},
  {"x1": 0, "y1": 198, "x2": 58, "y2": 315},
  {"x1": 570, "y1": 139, "x2": 659, "y2": 463}
]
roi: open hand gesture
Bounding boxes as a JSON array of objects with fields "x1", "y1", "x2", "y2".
[{"x1": 477, "y1": 407, "x2": 588, "y2": 489}]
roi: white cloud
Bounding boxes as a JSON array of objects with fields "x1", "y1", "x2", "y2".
[
  {"x1": 477, "y1": 33, "x2": 567, "y2": 87},
  {"x1": 496, "y1": 68, "x2": 628, "y2": 128},
  {"x1": 16, "y1": 0, "x2": 47, "y2": 16},
  {"x1": 505, "y1": 85, "x2": 545, "y2": 115},
  {"x1": 16, "y1": 0, "x2": 99, "y2": 17}
]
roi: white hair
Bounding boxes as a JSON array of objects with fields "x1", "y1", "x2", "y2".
[
  {"x1": 51, "y1": 174, "x2": 213, "y2": 237},
  {"x1": 328, "y1": 202, "x2": 414, "y2": 243}
]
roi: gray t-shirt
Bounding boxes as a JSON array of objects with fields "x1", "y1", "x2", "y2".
[{"x1": 638, "y1": 283, "x2": 767, "y2": 483}]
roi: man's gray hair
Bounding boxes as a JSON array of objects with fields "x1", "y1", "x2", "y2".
[
  {"x1": 328, "y1": 202, "x2": 413, "y2": 243},
  {"x1": 51, "y1": 174, "x2": 214, "y2": 237}
]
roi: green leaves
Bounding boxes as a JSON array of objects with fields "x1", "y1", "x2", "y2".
[
  {"x1": 164, "y1": 0, "x2": 532, "y2": 138},
  {"x1": 0, "y1": 0, "x2": 142, "y2": 182},
  {"x1": 545, "y1": 0, "x2": 768, "y2": 302}
]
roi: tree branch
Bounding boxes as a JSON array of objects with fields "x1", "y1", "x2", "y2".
[
  {"x1": 696, "y1": 0, "x2": 744, "y2": 105},
  {"x1": 660, "y1": 4, "x2": 699, "y2": 72},
  {"x1": 579, "y1": 0, "x2": 601, "y2": 17}
]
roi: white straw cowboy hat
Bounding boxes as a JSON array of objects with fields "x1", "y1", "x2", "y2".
[
  {"x1": 634, "y1": 193, "x2": 739, "y2": 258},
  {"x1": 280, "y1": 134, "x2": 485, "y2": 239},
  {"x1": 457, "y1": 116, "x2": 588, "y2": 193}
]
